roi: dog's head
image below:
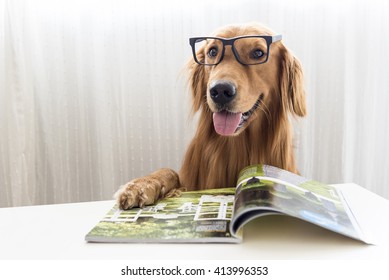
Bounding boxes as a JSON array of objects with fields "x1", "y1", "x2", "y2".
[{"x1": 188, "y1": 23, "x2": 306, "y2": 136}]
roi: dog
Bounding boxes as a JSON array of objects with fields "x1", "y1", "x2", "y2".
[{"x1": 115, "y1": 23, "x2": 306, "y2": 210}]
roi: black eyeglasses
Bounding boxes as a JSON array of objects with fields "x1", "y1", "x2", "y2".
[{"x1": 189, "y1": 35, "x2": 282, "y2": 66}]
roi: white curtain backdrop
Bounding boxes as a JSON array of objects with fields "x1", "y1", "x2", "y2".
[{"x1": 1, "y1": 0, "x2": 388, "y2": 207}]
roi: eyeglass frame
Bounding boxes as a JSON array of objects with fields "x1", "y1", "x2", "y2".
[{"x1": 189, "y1": 34, "x2": 282, "y2": 66}]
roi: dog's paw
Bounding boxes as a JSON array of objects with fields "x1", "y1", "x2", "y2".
[
  {"x1": 114, "y1": 177, "x2": 163, "y2": 210},
  {"x1": 115, "y1": 168, "x2": 181, "y2": 210}
]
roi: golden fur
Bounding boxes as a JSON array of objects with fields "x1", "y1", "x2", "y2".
[{"x1": 115, "y1": 23, "x2": 306, "y2": 210}]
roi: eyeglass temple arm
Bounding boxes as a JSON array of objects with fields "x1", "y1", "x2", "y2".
[{"x1": 272, "y1": 34, "x2": 282, "y2": 43}]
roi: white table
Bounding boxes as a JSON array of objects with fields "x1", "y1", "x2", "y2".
[{"x1": 1, "y1": 183, "x2": 388, "y2": 260}]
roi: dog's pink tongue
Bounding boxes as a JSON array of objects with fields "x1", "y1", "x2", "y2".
[{"x1": 213, "y1": 111, "x2": 242, "y2": 136}]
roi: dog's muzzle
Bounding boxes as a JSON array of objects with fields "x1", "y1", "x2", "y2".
[
  {"x1": 209, "y1": 81, "x2": 263, "y2": 137},
  {"x1": 209, "y1": 81, "x2": 236, "y2": 107}
]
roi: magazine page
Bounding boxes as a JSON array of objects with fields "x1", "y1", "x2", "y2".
[
  {"x1": 230, "y1": 164, "x2": 369, "y2": 243},
  {"x1": 85, "y1": 188, "x2": 240, "y2": 243}
]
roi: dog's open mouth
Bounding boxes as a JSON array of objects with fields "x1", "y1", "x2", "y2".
[{"x1": 212, "y1": 95, "x2": 262, "y2": 136}]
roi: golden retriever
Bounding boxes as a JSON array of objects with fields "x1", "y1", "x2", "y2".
[{"x1": 115, "y1": 23, "x2": 306, "y2": 209}]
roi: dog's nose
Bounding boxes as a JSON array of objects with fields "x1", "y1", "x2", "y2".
[{"x1": 210, "y1": 81, "x2": 236, "y2": 105}]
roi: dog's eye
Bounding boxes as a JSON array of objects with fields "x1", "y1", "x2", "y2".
[
  {"x1": 208, "y1": 47, "x2": 218, "y2": 58},
  {"x1": 251, "y1": 49, "x2": 265, "y2": 59}
]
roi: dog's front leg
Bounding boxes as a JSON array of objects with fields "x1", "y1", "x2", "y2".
[{"x1": 114, "y1": 168, "x2": 182, "y2": 210}]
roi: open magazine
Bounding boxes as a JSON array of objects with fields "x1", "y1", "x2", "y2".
[{"x1": 85, "y1": 164, "x2": 370, "y2": 243}]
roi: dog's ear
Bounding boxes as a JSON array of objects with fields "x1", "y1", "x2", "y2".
[
  {"x1": 187, "y1": 52, "x2": 208, "y2": 114},
  {"x1": 280, "y1": 48, "x2": 307, "y2": 117}
]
